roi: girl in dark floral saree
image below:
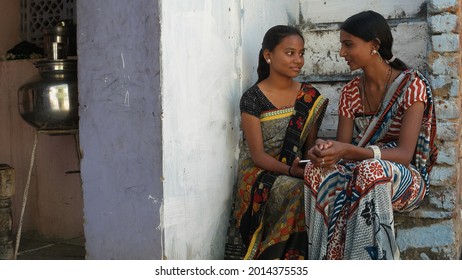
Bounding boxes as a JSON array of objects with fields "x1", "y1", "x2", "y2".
[
  {"x1": 224, "y1": 25, "x2": 328, "y2": 260},
  {"x1": 304, "y1": 11, "x2": 437, "y2": 260}
]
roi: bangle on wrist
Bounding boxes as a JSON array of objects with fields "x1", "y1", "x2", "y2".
[
  {"x1": 367, "y1": 145, "x2": 381, "y2": 159},
  {"x1": 288, "y1": 166, "x2": 292, "y2": 176}
]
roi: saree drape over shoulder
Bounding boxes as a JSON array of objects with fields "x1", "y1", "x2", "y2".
[
  {"x1": 304, "y1": 69, "x2": 437, "y2": 260},
  {"x1": 224, "y1": 83, "x2": 328, "y2": 260}
]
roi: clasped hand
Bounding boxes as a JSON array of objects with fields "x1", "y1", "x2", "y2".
[{"x1": 307, "y1": 139, "x2": 344, "y2": 167}]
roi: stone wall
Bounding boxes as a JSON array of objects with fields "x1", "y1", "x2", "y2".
[{"x1": 395, "y1": 0, "x2": 462, "y2": 259}]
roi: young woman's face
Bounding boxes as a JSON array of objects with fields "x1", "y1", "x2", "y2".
[
  {"x1": 339, "y1": 30, "x2": 374, "y2": 71},
  {"x1": 266, "y1": 34, "x2": 305, "y2": 79}
]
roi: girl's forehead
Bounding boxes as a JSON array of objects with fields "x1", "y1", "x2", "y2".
[
  {"x1": 277, "y1": 35, "x2": 304, "y2": 47},
  {"x1": 340, "y1": 30, "x2": 365, "y2": 43},
  {"x1": 340, "y1": 30, "x2": 354, "y2": 40}
]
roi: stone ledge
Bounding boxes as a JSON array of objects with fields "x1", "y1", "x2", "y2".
[{"x1": 396, "y1": 219, "x2": 460, "y2": 259}]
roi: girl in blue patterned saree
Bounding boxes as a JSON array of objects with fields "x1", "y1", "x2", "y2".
[
  {"x1": 224, "y1": 25, "x2": 328, "y2": 260},
  {"x1": 304, "y1": 11, "x2": 437, "y2": 260}
]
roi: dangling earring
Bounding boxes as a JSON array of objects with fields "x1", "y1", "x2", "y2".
[{"x1": 371, "y1": 49, "x2": 382, "y2": 62}]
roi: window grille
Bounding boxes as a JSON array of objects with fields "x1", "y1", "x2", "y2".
[{"x1": 21, "y1": 0, "x2": 76, "y2": 47}]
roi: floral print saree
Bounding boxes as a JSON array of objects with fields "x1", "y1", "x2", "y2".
[{"x1": 304, "y1": 70, "x2": 437, "y2": 260}]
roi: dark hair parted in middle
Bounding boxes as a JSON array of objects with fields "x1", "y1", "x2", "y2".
[
  {"x1": 256, "y1": 25, "x2": 304, "y2": 84},
  {"x1": 340, "y1": 10, "x2": 408, "y2": 71}
]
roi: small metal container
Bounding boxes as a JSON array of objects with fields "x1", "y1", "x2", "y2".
[
  {"x1": 43, "y1": 20, "x2": 76, "y2": 60},
  {"x1": 18, "y1": 59, "x2": 78, "y2": 131}
]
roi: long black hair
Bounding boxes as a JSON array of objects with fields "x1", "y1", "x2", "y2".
[
  {"x1": 255, "y1": 25, "x2": 304, "y2": 84},
  {"x1": 340, "y1": 10, "x2": 408, "y2": 71}
]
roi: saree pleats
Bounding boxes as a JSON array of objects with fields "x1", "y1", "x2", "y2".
[{"x1": 305, "y1": 159, "x2": 424, "y2": 259}]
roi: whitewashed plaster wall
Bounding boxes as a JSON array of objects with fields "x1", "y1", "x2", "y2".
[
  {"x1": 160, "y1": 0, "x2": 242, "y2": 260},
  {"x1": 161, "y1": 0, "x2": 308, "y2": 260},
  {"x1": 240, "y1": 0, "x2": 300, "y2": 88}
]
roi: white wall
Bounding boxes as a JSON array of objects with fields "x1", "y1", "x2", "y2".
[
  {"x1": 301, "y1": 0, "x2": 427, "y2": 24},
  {"x1": 241, "y1": 0, "x2": 300, "y2": 88},
  {"x1": 161, "y1": 0, "x2": 242, "y2": 259},
  {"x1": 161, "y1": 0, "x2": 304, "y2": 260}
]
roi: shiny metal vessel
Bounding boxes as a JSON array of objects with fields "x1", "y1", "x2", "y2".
[{"x1": 18, "y1": 59, "x2": 78, "y2": 130}]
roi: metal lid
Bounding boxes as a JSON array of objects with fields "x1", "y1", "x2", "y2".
[
  {"x1": 34, "y1": 59, "x2": 77, "y2": 72},
  {"x1": 43, "y1": 20, "x2": 73, "y2": 36}
]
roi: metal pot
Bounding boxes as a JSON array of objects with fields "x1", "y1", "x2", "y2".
[{"x1": 18, "y1": 59, "x2": 78, "y2": 131}]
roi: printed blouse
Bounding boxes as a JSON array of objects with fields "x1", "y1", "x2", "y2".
[{"x1": 338, "y1": 71, "x2": 428, "y2": 139}]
